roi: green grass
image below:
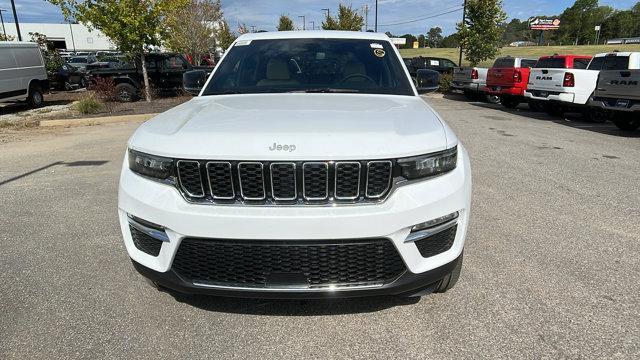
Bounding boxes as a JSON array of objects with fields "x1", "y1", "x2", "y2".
[{"x1": 400, "y1": 44, "x2": 640, "y2": 67}]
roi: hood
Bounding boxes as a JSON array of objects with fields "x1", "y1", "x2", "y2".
[{"x1": 129, "y1": 93, "x2": 452, "y2": 161}]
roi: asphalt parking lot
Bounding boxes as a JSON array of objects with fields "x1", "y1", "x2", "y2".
[{"x1": 1, "y1": 94, "x2": 639, "y2": 359}]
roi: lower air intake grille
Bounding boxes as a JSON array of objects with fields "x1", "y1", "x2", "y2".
[
  {"x1": 414, "y1": 225, "x2": 457, "y2": 258},
  {"x1": 130, "y1": 225, "x2": 163, "y2": 256},
  {"x1": 172, "y1": 238, "x2": 406, "y2": 289}
]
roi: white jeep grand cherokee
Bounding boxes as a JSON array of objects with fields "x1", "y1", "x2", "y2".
[{"x1": 118, "y1": 31, "x2": 472, "y2": 298}]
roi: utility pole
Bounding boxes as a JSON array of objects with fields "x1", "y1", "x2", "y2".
[
  {"x1": 374, "y1": 0, "x2": 378, "y2": 32},
  {"x1": 363, "y1": 4, "x2": 369, "y2": 31},
  {"x1": 322, "y1": 8, "x2": 330, "y2": 19},
  {"x1": 10, "y1": 0, "x2": 21, "y2": 41},
  {"x1": 69, "y1": 21, "x2": 76, "y2": 51},
  {"x1": 298, "y1": 15, "x2": 305, "y2": 30},
  {"x1": 310, "y1": 21, "x2": 315, "y2": 30},
  {"x1": 458, "y1": 0, "x2": 467, "y2": 66},
  {"x1": 250, "y1": 25, "x2": 256, "y2": 33},
  {"x1": 0, "y1": 9, "x2": 7, "y2": 39}
]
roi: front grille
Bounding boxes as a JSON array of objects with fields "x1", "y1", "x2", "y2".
[
  {"x1": 176, "y1": 159, "x2": 394, "y2": 205},
  {"x1": 414, "y1": 225, "x2": 457, "y2": 258},
  {"x1": 130, "y1": 225, "x2": 163, "y2": 256},
  {"x1": 172, "y1": 238, "x2": 406, "y2": 289}
]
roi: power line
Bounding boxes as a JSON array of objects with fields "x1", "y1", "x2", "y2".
[{"x1": 378, "y1": 5, "x2": 463, "y2": 27}]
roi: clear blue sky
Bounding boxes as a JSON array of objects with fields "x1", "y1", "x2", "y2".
[{"x1": 0, "y1": 0, "x2": 637, "y2": 36}]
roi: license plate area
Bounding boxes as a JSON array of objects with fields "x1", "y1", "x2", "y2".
[{"x1": 616, "y1": 99, "x2": 630, "y2": 108}]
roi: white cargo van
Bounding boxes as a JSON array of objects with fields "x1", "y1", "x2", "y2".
[{"x1": 0, "y1": 41, "x2": 48, "y2": 107}]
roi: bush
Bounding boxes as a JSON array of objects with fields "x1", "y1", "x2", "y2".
[
  {"x1": 74, "y1": 93, "x2": 104, "y2": 115},
  {"x1": 91, "y1": 77, "x2": 118, "y2": 102},
  {"x1": 438, "y1": 73, "x2": 453, "y2": 93}
]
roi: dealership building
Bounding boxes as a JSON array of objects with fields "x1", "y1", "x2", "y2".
[{"x1": 2, "y1": 23, "x2": 115, "y2": 51}]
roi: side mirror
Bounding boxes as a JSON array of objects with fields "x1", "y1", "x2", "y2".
[
  {"x1": 183, "y1": 69, "x2": 209, "y2": 95},
  {"x1": 415, "y1": 69, "x2": 440, "y2": 93}
]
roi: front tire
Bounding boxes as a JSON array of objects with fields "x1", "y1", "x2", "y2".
[
  {"x1": 27, "y1": 85, "x2": 44, "y2": 107},
  {"x1": 434, "y1": 253, "x2": 463, "y2": 293},
  {"x1": 115, "y1": 83, "x2": 138, "y2": 102}
]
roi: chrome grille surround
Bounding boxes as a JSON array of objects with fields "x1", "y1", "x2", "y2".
[{"x1": 176, "y1": 159, "x2": 396, "y2": 206}]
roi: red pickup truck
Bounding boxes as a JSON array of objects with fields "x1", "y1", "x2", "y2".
[{"x1": 485, "y1": 56, "x2": 538, "y2": 109}]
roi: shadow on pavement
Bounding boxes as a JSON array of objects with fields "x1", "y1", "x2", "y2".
[
  {"x1": 167, "y1": 292, "x2": 421, "y2": 315},
  {"x1": 0, "y1": 160, "x2": 109, "y2": 186}
]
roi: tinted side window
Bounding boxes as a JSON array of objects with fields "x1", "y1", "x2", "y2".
[
  {"x1": 164, "y1": 56, "x2": 187, "y2": 69},
  {"x1": 573, "y1": 58, "x2": 590, "y2": 69},
  {"x1": 13, "y1": 48, "x2": 43, "y2": 67},
  {"x1": 588, "y1": 56, "x2": 629, "y2": 70},
  {"x1": 0, "y1": 49, "x2": 18, "y2": 69},
  {"x1": 493, "y1": 58, "x2": 515, "y2": 68}
]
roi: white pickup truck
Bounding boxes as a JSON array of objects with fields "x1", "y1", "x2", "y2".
[
  {"x1": 452, "y1": 67, "x2": 498, "y2": 103},
  {"x1": 525, "y1": 52, "x2": 640, "y2": 119},
  {"x1": 590, "y1": 65, "x2": 640, "y2": 131}
]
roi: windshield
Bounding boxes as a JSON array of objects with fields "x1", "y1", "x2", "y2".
[{"x1": 202, "y1": 38, "x2": 413, "y2": 96}]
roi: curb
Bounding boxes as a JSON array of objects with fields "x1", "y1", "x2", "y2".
[{"x1": 39, "y1": 113, "x2": 159, "y2": 127}]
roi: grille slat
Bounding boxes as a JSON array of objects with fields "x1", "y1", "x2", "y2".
[
  {"x1": 177, "y1": 160, "x2": 205, "y2": 197},
  {"x1": 270, "y1": 163, "x2": 297, "y2": 200},
  {"x1": 206, "y1": 162, "x2": 234, "y2": 199},
  {"x1": 176, "y1": 160, "x2": 394, "y2": 204},
  {"x1": 303, "y1": 162, "x2": 329, "y2": 200},
  {"x1": 172, "y1": 238, "x2": 406, "y2": 288},
  {"x1": 238, "y1": 162, "x2": 266, "y2": 200},
  {"x1": 335, "y1": 162, "x2": 361, "y2": 200},
  {"x1": 366, "y1": 161, "x2": 393, "y2": 198}
]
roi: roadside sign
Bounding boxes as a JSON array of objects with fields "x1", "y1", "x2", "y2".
[
  {"x1": 529, "y1": 17, "x2": 561, "y2": 30},
  {"x1": 595, "y1": 25, "x2": 601, "y2": 31}
]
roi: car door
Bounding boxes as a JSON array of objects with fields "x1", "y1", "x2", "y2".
[{"x1": 161, "y1": 55, "x2": 190, "y2": 90}]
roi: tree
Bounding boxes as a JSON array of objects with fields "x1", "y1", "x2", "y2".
[
  {"x1": 322, "y1": 4, "x2": 364, "y2": 31},
  {"x1": 29, "y1": 32, "x2": 64, "y2": 75},
  {"x1": 277, "y1": 15, "x2": 295, "y2": 31},
  {"x1": 417, "y1": 34, "x2": 426, "y2": 48},
  {"x1": 426, "y1": 27, "x2": 443, "y2": 48},
  {"x1": 457, "y1": 0, "x2": 507, "y2": 66},
  {"x1": 165, "y1": 0, "x2": 222, "y2": 65},
  {"x1": 48, "y1": 0, "x2": 187, "y2": 102},
  {"x1": 217, "y1": 19, "x2": 237, "y2": 50},
  {"x1": 399, "y1": 34, "x2": 417, "y2": 49},
  {"x1": 441, "y1": 33, "x2": 460, "y2": 48}
]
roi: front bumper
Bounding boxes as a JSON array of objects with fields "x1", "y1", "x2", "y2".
[{"x1": 118, "y1": 145, "x2": 472, "y2": 297}]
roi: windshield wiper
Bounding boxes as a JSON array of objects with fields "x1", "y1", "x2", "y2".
[{"x1": 299, "y1": 88, "x2": 361, "y2": 93}]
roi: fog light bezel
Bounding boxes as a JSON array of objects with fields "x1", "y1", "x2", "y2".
[{"x1": 405, "y1": 211, "x2": 459, "y2": 243}]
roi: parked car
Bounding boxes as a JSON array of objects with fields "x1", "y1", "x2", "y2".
[
  {"x1": 88, "y1": 53, "x2": 209, "y2": 102},
  {"x1": 407, "y1": 56, "x2": 457, "y2": 77},
  {"x1": 452, "y1": 66, "x2": 499, "y2": 103},
  {"x1": 525, "y1": 52, "x2": 640, "y2": 120},
  {"x1": 524, "y1": 54, "x2": 593, "y2": 115},
  {"x1": 0, "y1": 41, "x2": 48, "y2": 107},
  {"x1": 589, "y1": 52, "x2": 640, "y2": 130},
  {"x1": 119, "y1": 31, "x2": 471, "y2": 299},
  {"x1": 49, "y1": 63, "x2": 87, "y2": 90},
  {"x1": 64, "y1": 55, "x2": 98, "y2": 72},
  {"x1": 485, "y1": 56, "x2": 538, "y2": 109},
  {"x1": 86, "y1": 55, "x2": 128, "y2": 71}
]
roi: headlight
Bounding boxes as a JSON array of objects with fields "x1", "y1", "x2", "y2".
[
  {"x1": 128, "y1": 149, "x2": 175, "y2": 180},
  {"x1": 397, "y1": 147, "x2": 457, "y2": 180}
]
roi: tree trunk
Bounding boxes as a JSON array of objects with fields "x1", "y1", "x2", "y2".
[{"x1": 141, "y1": 52, "x2": 152, "y2": 102}]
